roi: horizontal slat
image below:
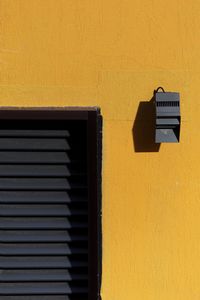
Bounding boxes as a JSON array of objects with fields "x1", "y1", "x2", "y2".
[
  {"x1": 0, "y1": 179, "x2": 70, "y2": 190},
  {"x1": 156, "y1": 118, "x2": 180, "y2": 125},
  {"x1": 0, "y1": 269, "x2": 88, "y2": 282},
  {"x1": 0, "y1": 138, "x2": 70, "y2": 150},
  {"x1": 0, "y1": 191, "x2": 87, "y2": 203},
  {"x1": 0, "y1": 165, "x2": 69, "y2": 177},
  {"x1": 0, "y1": 230, "x2": 87, "y2": 242},
  {"x1": 0, "y1": 152, "x2": 69, "y2": 164},
  {"x1": 0, "y1": 218, "x2": 88, "y2": 229},
  {"x1": 0, "y1": 205, "x2": 87, "y2": 216},
  {"x1": 0, "y1": 165, "x2": 85, "y2": 177},
  {"x1": 0, "y1": 256, "x2": 88, "y2": 269},
  {"x1": 0, "y1": 178, "x2": 86, "y2": 190},
  {"x1": 0, "y1": 296, "x2": 88, "y2": 300},
  {"x1": 0, "y1": 130, "x2": 70, "y2": 137},
  {"x1": 0, "y1": 243, "x2": 87, "y2": 255},
  {"x1": 0, "y1": 283, "x2": 88, "y2": 295}
]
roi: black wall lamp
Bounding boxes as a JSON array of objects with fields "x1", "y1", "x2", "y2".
[{"x1": 155, "y1": 87, "x2": 181, "y2": 143}]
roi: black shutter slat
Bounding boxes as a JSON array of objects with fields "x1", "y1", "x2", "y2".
[
  {"x1": 0, "y1": 178, "x2": 70, "y2": 190},
  {"x1": 0, "y1": 191, "x2": 87, "y2": 203},
  {"x1": 0, "y1": 138, "x2": 70, "y2": 150},
  {"x1": 0, "y1": 218, "x2": 88, "y2": 229},
  {"x1": 0, "y1": 178, "x2": 87, "y2": 190},
  {"x1": 0, "y1": 296, "x2": 87, "y2": 300},
  {"x1": 0, "y1": 130, "x2": 70, "y2": 137},
  {"x1": 0, "y1": 152, "x2": 70, "y2": 164},
  {"x1": 0, "y1": 119, "x2": 89, "y2": 299},
  {"x1": 0, "y1": 283, "x2": 88, "y2": 295},
  {"x1": 0, "y1": 270, "x2": 88, "y2": 282},
  {"x1": 0, "y1": 256, "x2": 88, "y2": 269},
  {"x1": 0, "y1": 205, "x2": 87, "y2": 217},
  {"x1": 0, "y1": 165, "x2": 70, "y2": 177},
  {"x1": 0, "y1": 165, "x2": 86, "y2": 177},
  {"x1": 0, "y1": 230, "x2": 87, "y2": 242},
  {"x1": 0, "y1": 244, "x2": 87, "y2": 255}
]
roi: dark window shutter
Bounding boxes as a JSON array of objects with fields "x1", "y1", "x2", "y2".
[{"x1": 0, "y1": 109, "x2": 101, "y2": 300}]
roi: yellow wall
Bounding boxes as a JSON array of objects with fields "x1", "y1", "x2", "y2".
[{"x1": 0, "y1": 1, "x2": 199, "y2": 299}]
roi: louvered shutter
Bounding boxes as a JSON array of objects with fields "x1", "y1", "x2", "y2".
[{"x1": 0, "y1": 110, "x2": 101, "y2": 300}]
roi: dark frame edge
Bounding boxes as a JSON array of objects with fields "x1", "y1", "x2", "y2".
[
  {"x1": 87, "y1": 108, "x2": 102, "y2": 300},
  {"x1": 97, "y1": 109, "x2": 102, "y2": 300}
]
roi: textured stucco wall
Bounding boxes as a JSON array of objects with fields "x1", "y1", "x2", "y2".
[{"x1": 0, "y1": 1, "x2": 199, "y2": 299}]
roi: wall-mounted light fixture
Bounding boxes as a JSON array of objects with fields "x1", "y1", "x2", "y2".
[{"x1": 155, "y1": 87, "x2": 181, "y2": 143}]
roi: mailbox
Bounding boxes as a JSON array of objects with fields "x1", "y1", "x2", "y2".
[{"x1": 155, "y1": 89, "x2": 181, "y2": 143}]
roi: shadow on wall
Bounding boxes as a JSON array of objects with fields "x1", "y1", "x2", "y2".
[{"x1": 132, "y1": 97, "x2": 161, "y2": 152}]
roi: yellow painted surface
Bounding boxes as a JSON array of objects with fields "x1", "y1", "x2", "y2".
[{"x1": 0, "y1": 1, "x2": 199, "y2": 299}]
